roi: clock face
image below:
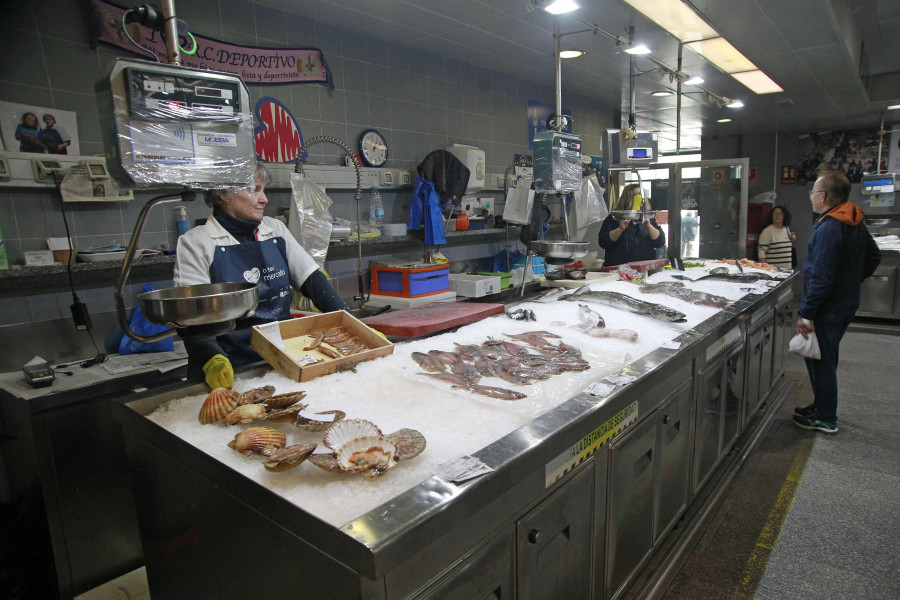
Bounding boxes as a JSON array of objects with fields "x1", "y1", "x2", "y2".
[{"x1": 359, "y1": 129, "x2": 388, "y2": 167}]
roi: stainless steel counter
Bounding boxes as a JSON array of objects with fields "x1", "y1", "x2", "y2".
[
  {"x1": 0, "y1": 350, "x2": 188, "y2": 599},
  {"x1": 113, "y1": 274, "x2": 797, "y2": 600}
]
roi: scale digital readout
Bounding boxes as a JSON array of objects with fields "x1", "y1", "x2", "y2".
[{"x1": 861, "y1": 174, "x2": 895, "y2": 195}]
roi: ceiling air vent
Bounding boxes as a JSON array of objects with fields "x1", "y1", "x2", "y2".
[{"x1": 775, "y1": 99, "x2": 795, "y2": 108}]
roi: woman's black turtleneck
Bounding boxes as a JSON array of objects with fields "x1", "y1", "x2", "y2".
[{"x1": 213, "y1": 205, "x2": 261, "y2": 243}]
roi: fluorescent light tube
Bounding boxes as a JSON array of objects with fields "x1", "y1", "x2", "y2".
[
  {"x1": 685, "y1": 37, "x2": 756, "y2": 73},
  {"x1": 731, "y1": 70, "x2": 783, "y2": 94},
  {"x1": 624, "y1": 0, "x2": 718, "y2": 42},
  {"x1": 624, "y1": 44, "x2": 652, "y2": 55},
  {"x1": 543, "y1": 0, "x2": 579, "y2": 14}
]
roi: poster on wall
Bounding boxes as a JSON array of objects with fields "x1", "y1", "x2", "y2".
[
  {"x1": 527, "y1": 100, "x2": 572, "y2": 148},
  {"x1": 889, "y1": 127, "x2": 900, "y2": 175},
  {"x1": 0, "y1": 101, "x2": 80, "y2": 156},
  {"x1": 796, "y1": 128, "x2": 881, "y2": 185}
]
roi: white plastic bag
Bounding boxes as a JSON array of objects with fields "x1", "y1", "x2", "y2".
[
  {"x1": 503, "y1": 177, "x2": 535, "y2": 225},
  {"x1": 789, "y1": 331, "x2": 821, "y2": 359},
  {"x1": 289, "y1": 172, "x2": 333, "y2": 270},
  {"x1": 568, "y1": 173, "x2": 608, "y2": 241}
]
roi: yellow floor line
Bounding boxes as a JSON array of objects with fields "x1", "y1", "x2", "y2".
[{"x1": 731, "y1": 439, "x2": 813, "y2": 599}]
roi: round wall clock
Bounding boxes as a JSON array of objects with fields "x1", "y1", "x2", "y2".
[{"x1": 358, "y1": 129, "x2": 388, "y2": 168}]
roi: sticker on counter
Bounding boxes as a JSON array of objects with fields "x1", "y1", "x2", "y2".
[
  {"x1": 435, "y1": 455, "x2": 494, "y2": 484},
  {"x1": 585, "y1": 381, "x2": 616, "y2": 398},
  {"x1": 660, "y1": 340, "x2": 682, "y2": 350},
  {"x1": 544, "y1": 401, "x2": 639, "y2": 487}
]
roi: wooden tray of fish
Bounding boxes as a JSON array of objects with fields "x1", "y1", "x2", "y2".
[{"x1": 251, "y1": 311, "x2": 393, "y2": 382}]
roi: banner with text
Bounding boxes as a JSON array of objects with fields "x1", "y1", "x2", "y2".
[{"x1": 92, "y1": 0, "x2": 331, "y2": 87}]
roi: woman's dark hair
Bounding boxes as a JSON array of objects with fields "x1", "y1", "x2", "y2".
[
  {"x1": 20, "y1": 112, "x2": 37, "y2": 125},
  {"x1": 204, "y1": 163, "x2": 272, "y2": 207},
  {"x1": 762, "y1": 204, "x2": 792, "y2": 228}
]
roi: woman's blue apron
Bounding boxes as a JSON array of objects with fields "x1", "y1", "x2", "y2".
[{"x1": 208, "y1": 237, "x2": 292, "y2": 367}]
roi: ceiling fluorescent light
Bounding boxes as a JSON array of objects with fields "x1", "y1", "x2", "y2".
[
  {"x1": 559, "y1": 50, "x2": 585, "y2": 58},
  {"x1": 684, "y1": 37, "x2": 757, "y2": 73},
  {"x1": 731, "y1": 70, "x2": 783, "y2": 94},
  {"x1": 624, "y1": 44, "x2": 652, "y2": 55},
  {"x1": 727, "y1": 100, "x2": 744, "y2": 108},
  {"x1": 542, "y1": 0, "x2": 579, "y2": 14},
  {"x1": 887, "y1": 104, "x2": 900, "y2": 110},
  {"x1": 651, "y1": 90, "x2": 673, "y2": 97},
  {"x1": 717, "y1": 118, "x2": 732, "y2": 123},
  {"x1": 624, "y1": 0, "x2": 718, "y2": 42},
  {"x1": 684, "y1": 76, "x2": 704, "y2": 85}
]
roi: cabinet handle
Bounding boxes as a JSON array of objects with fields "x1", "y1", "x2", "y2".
[{"x1": 528, "y1": 529, "x2": 540, "y2": 544}]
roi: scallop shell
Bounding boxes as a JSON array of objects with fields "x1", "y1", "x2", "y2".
[
  {"x1": 385, "y1": 428, "x2": 426, "y2": 461},
  {"x1": 237, "y1": 385, "x2": 277, "y2": 405},
  {"x1": 293, "y1": 410, "x2": 346, "y2": 432},
  {"x1": 307, "y1": 452, "x2": 343, "y2": 473},
  {"x1": 323, "y1": 419, "x2": 383, "y2": 452},
  {"x1": 221, "y1": 404, "x2": 269, "y2": 426},
  {"x1": 227, "y1": 426, "x2": 287, "y2": 456},
  {"x1": 335, "y1": 437, "x2": 397, "y2": 478},
  {"x1": 264, "y1": 391, "x2": 307, "y2": 409},
  {"x1": 260, "y1": 403, "x2": 310, "y2": 423},
  {"x1": 198, "y1": 388, "x2": 240, "y2": 424},
  {"x1": 262, "y1": 443, "x2": 317, "y2": 472}
]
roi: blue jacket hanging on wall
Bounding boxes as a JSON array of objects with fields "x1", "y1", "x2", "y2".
[{"x1": 408, "y1": 176, "x2": 447, "y2": 245}]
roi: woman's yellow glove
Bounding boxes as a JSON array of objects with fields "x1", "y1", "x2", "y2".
[{"x1": 203, "y1": 354, "x2": 234, "y2": 389}]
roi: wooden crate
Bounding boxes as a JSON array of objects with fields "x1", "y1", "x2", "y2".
[{"x1": 250, "y1": 311, "x2": 393, "y2": 382}]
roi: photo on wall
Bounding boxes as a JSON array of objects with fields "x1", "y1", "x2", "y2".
[{"x1": 0, "y1": 101, "x2": 80, "y2": 156}]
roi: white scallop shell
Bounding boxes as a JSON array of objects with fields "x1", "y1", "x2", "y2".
[
  {"x1": 334, "y1": 437, "x2": 397, "y2": 478},
  {"x1": 323, "y1": 419, "x2": 383, "y2": 451}
]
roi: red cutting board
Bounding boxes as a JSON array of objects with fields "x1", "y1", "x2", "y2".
[{"x1": 361, "y1": 302, "x2": 505, "y2": 337}]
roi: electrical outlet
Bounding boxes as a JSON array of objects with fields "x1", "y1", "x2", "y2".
[
  {"x1": 380, "y1": 171, "x2": 394, "y2": 186},
  {"x1": 496, "y1": 175, "x2": 504, "y2": 188},
  {"x1": 400, "y1": 172, "x2": 411, "y2": 186}
]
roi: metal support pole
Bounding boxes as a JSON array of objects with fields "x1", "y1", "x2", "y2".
[{"x1": 161, "y1": 0, "x2": 181, "y2": 65}]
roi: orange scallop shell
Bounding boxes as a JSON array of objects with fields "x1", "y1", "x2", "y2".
[
  {"x1": 227, "y1": 426, "x2": 287, "y2": 456},
  {"x1": 198, "y1": 388, "x2": 240, "y2": 424}
]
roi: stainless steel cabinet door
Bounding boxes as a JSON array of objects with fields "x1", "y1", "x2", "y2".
[
  {"x1": 516, "y1": 466, "x2": 593, "y2": 600},
  {"x1": 693, "y1": 357, "x2": 725, "y2": 493},
  {"x1": 723, "y1": 343, "x2": 744, "y2": 451},
  {"x1": 758, "y1": 317, "x2": 775, "y2": 404},
  {"x1": 655, "y1": 380, "x2": 693, "y2": 544},
  {"x1": 412, "y1": 529, "x2": 515, "y2": 600},
  {"x1": 607, "y1": 415, "x2": 657, "y2": 598}
]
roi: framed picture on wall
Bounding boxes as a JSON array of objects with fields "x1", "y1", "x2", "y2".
[{"x1": 0, "y1": 101, "x2": 80, "y2": 156}]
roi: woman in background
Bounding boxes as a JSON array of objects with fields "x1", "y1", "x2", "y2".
[
  {"x1": 598, "y1": 183, "x2": 665, "y2": 267},
  {"x1": 757, "y1": 205, "x2": 796, "y2": 270},
  {"x1": 174, "y1": 163, "x2": 348, "y2": 389}
]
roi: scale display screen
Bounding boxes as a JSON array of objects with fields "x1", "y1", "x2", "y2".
[
  {"x1": 861, "y1": 174, "x2": 895, "y2": 195},
  {"x1": 627, "y1": 148, "x2": 653, "y2": 160}
]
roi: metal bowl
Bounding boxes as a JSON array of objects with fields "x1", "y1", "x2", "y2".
[
  {"x1": 531, "y1": 240, "x2": 589, "y2": 264},
  {"x1": 611, "y1": 210, "x2": 643, "y2": 221},
  {"x1": 611, "y1": 210, "x2": 656, "y2": 222},
  {"x1": 138, "y1": 282, "x2": 259, "y2": 328}
]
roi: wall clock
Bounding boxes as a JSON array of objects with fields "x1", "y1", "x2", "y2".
[{"x1": 358, "y1": 129, "x2": 388, "y2": 168}]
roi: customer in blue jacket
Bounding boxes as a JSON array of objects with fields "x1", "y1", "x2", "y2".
[
  {"x1": 794, "y1": 169, "x2": 880, "y2": 434},
  {"x1": 598, "y1": 183, "x2": 665, "y2": 267}
]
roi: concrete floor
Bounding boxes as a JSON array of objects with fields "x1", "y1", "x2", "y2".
[{"x1": 663, "y1": 326, "x2": 900, "y2": 599}]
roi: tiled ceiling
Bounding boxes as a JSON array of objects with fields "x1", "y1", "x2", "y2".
[{"x1": 260, "y1": 0, "x2": 900, "y2": 152}]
